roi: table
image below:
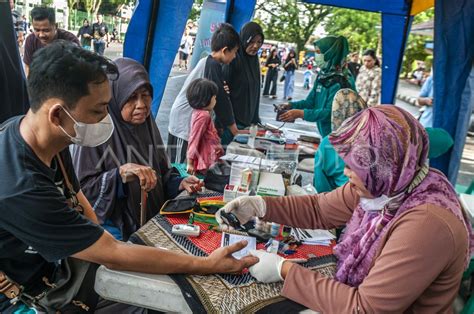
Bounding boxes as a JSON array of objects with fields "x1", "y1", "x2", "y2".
[{"x1": 95, "y1": 195, "x2": 334, "y2": 312}]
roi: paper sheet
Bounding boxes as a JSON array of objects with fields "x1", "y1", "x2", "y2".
[{"x1": 221, "y1": 233, "x2": 257, "y2": 260}]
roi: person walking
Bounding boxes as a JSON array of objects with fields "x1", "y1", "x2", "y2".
[
  {"x1": 260, "y1": 50, "x2": 268, "y2": 85},
  {"x1": 262, "y1": 47, "x2": 280, "y2": 99},
  {"x1": 92, "y1": 13, "x2": 108, "y2": 56},
  {"x1": 283, "y1": 49, "x2": 297, "y2": 100}
]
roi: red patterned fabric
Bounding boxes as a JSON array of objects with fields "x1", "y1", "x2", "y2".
[{"x1": 167, "y1": 214, "x2": 334, "y2": 260}]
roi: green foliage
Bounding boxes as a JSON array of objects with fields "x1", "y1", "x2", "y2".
[
  {"x1": 401, "y1": 8, "x2": 434, "y2": 77},
  {"x1": 189, "y1": 0, "x2": 204, "y2": 22},
  {"x1": 255, "y1": 0, "x2": 331, "y2": 51},
  {"x1": 323, "y1": 8, "x2": 380, "y2": 54}
]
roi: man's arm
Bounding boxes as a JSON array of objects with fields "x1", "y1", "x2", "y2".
[
  {"x1": 73, "y1": 231, "x2": 258, "y2": 275},
  {"x1": 77, "y1": 190, "x2": 99, "y2": 224}
]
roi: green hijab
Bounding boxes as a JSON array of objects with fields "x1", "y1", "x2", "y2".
[{"x1": 314, "y1": 35, "x2": 349, "y2": 74}]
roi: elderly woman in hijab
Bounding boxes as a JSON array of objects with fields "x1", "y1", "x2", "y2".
[
  {"x1": 221, "y1": 21, "x2": 264, "y2": 143},
  {"x1": 73, "y1": 58, "x2": 201, "y2": 241},
  {"x1": 217, "y1": 106, "x2": 473, "y2": 312},
  {"x1": 278, "y1": 35, "x2": 354, "y2": 138},
  {"x1": 314, "y1": 89, "x2": 367, "y2": 193}
]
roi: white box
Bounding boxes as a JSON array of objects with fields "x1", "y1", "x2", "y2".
[
  {"x1": 223, "y1": 185, "x2": 238, "y2": 202},
  {"x1": 256, "y1": 172, "x2": 286, "y2": 197}
]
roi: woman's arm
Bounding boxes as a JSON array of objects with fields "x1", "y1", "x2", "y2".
[
  {"x1": 262, "y1": 183, "x2": 358, "y2": 229},
  {"x1": 279, "y1": 206, "x2": 459, "y2": 313}
]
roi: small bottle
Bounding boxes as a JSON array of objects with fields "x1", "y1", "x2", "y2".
[
  {"x1": 249, "y1": 124, "x2": 258, "y2": 138},
  {"x1": 281, "y1": 225, "x2": 292, "y2": 237},
  {"x1": 270, "y1": 222, "x2": 280, "y2": 237}
]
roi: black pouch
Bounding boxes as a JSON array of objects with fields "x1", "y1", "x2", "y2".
[
  {"x1": 203, "y1": 162, "x2": 231, "y2": 192},
  {"x1": 159, "y1": 197, "x2": 199, "y2": 215}
]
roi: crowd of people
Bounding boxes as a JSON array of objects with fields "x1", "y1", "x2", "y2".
[{"x1": 1, "y1": 2, "x2": 471, "y2": 313}]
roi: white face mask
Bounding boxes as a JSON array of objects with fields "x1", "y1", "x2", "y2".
[
  {"x1": 58, "y1": 106, "x2": 114, "y2": 147},
  {"x1": 359, "y1": 194, "x2": 398, "y2": 212}
]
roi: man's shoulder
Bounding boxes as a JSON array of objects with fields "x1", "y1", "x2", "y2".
[
  {"x1": 24, "y1": 32, "x2": 37, "y2": 47},
  {"x1": 57, "y1": 29, "x2": 80, "y2": 44}
]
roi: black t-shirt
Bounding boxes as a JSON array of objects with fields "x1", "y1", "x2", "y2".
[
  {"x1": 0, "y1": 116, "x2": 103, "y2": 307},
  {"x1": 204, "y1": 55, "x2": 235, "y2": 128},
  {"x1": 92, "y1": 22, "x2": 108, "y2": 40}
]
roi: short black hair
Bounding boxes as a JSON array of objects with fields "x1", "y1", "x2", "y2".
[
  {"x1": 27, "y1": 40, "x2": 119, "y2": 112},
  {"x1": 186, "y1": 78, "x2": 218, "y2": 109},
  {"x1": 211, "y1": 23, "x2": 240, "y2": 52},
  {"x1": 31, "y1": 7, "x2": 55, "y2": 25}
]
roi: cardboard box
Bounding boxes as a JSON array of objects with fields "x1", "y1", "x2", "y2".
[{"x1": 256, "y1": 172, "x2": 286, "y2": 197}]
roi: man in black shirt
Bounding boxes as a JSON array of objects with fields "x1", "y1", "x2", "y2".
[
  {"x1": 92, "y1": 14, "x2": 108, "y2": 55},
  {"x1": 0, "y1": 41, "x2": 257, "y2": 312}
]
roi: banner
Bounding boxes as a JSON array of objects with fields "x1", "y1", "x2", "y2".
[{"x1": 190, "y1": 0, "x2": 227, "y2": 70}]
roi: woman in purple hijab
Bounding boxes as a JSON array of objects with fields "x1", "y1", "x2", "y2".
[
  {"x1": 73, "y1": 58, "x2": 201, "y2": 241},
  {"x1": 216, "y1": 105, "x2": 473, "y2": 312}
]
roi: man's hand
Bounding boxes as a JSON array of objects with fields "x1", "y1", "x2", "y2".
[
  {"x1": 204, "y1": 241, "x2": 259, "y2": 274},
  {"x1": 216, "y1": 196, "x2": 267, "y2": 230},
  {"x1": 179, "y1": 176, "x2": 204, "y2": 194},
  {"x1": 418, "y1": 97, "x2": 433, "y2": 106},
  {"x1": 280, "y1": 109, "x2": 304, "y2": 122},
  {"x1": 119, "y1": 163, "x2": 157, "y2": 191}
]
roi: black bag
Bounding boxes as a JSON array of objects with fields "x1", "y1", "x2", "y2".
[
  {"x1": 18, "y1": 258, "x2": 100, "y2": 313},
  {"x1": 203, "y1": 162, "x2": 231, "y2": 192},
  {"x1": 279, "y1": 74, "x2": 286, "y2": 82}
]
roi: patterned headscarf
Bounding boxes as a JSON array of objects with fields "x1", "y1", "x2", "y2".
[
  {"x1": 329, "y1": 105, "x2": 473, "y2": 287},
  {"x1": 331, "y1": 89, "x2": 368, "y2": 131},
  {"x1": 314, "y1": 35, "x2": 349, "y2": 74}
]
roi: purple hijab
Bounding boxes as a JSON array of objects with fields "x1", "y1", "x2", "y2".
[{"x1": 329, "y1": 105, "x2": 473, "y2": 287}]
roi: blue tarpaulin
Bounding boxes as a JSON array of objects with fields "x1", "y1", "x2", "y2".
[{"x1": 430, "y1": 0, "x2": 474, "y2": 183}]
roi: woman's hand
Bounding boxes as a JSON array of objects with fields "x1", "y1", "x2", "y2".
[
  {"x1": 248, "y1": 250, "x2": 286, "y2": 283},
  {"x1": 119, "y1": 163, "x2": 157, "y2": 191},
  {"x1": 280, "y1": 109, "x2": 304, "y2": 122},
  {"x1": 277, "y1": 103, "x2": 292, "y2": 110},
  {"x1": 216, "y1": 196, "x2": 267, "y2": 229},
  {"x1": 179, "y1": 176, "x2": 204, "y2": 194}
]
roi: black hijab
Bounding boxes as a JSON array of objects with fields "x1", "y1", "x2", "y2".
[
  {"x1": 73, "y1": 58, "x2": 172, "y2": 239},
  {"x1": 0, "y1": 3, "x2": 29, "y2": 123},
  {"x1": 223, "y1": 21, "x2": 264, "y2": 127}
]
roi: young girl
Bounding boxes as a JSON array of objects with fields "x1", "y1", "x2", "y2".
[{"x1": 186, "y1": 78, "x2": 224, "y2": 175}]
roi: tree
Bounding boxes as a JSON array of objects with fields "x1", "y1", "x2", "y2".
[
  {"x1": 401, "y1": 8, "x2": 434, "y2": 77},
  {"x1": 255, "y1": 0, "x2": 331, "y2": 51},
  {"x1": 323, "y1": 8, "x2": 380, "y2": 54},
  {"x1": 188, "y1": 0, "x2": 204, "y2": 22}
]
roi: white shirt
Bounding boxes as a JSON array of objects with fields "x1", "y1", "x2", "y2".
[{"x1": 167, "y1": 57, "x2": 207, "y2": 141}]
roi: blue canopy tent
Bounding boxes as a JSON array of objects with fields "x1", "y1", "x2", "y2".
[{"x1": 124, "y1": 0, "x2": 473, "y2": 183}]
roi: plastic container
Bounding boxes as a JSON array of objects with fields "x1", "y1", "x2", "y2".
[{"x1": 270, "y1": 222, "x2": 280, "y2": 237}]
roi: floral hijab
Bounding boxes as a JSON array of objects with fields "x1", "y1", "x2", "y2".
[{"x1": 329, "y1": 105, "x2": 473, "y2": 287}]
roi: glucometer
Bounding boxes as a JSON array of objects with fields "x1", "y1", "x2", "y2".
[{"x1": 219, "y1": 212, "x2": 242, "y2": 230}]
